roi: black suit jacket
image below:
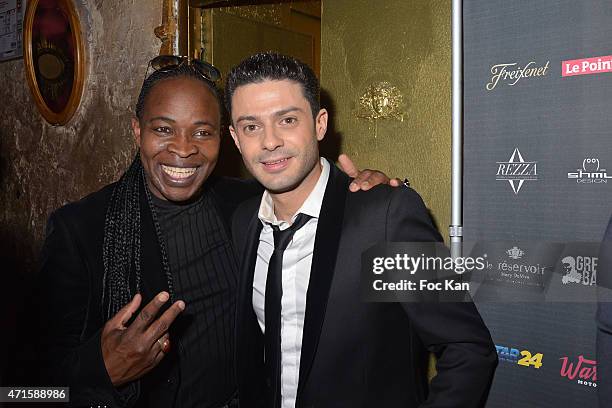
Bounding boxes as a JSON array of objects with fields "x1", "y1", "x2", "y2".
[
  {"x1": 597, "y1": 213, "x2": 612, "y2": 407},
  {"x1": 232, "y1": 163, "x2": 498, "y2": 408},
  {"x1": 38, "y1": 176, "x2": 259, "y2": 408}
]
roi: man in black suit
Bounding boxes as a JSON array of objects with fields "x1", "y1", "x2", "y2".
[
  {"x1": 38, "y1": 58, "x2": 391, "y2": 408},
  {"x1": 227, "y1": 52, "x2": 498, "y2": 408}
]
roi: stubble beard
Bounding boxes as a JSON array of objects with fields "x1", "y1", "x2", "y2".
[{"x1": 249, "y1": 140, "x2": 320, "y2": 195}]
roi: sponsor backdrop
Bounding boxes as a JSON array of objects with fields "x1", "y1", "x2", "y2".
[{"x1": 463, "y1": 1, "x2": 612, "y2": 407}]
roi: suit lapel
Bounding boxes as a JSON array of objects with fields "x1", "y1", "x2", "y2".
[
  {"x1": 298, "y1": 164, "x2": 349, "y2": 395},
  {"x1": 236, "y1": 209, "x2": 263, "y2": 337},
  {"x1": 236, "y1": 205, "x2": 265, "y2": 390}
]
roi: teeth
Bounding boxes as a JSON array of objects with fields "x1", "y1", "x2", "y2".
[
  {"x1": 161, "y1": 165, "x2": 197, "y2": 179},
  {"x1": 265, "y1": 158, "x2": 288, "y2": 165}
]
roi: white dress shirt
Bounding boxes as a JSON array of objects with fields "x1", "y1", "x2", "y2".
[{"x1": 253, "y1": 158, "x2": 330, "y2": 408}]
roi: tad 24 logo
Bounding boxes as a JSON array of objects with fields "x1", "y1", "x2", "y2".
[
  {"x1": 495, "y1": 345, "x2": 543, "y2": 368},
  {"x1": 560, "y1": 355, "x2": 597, "y2": 388}
]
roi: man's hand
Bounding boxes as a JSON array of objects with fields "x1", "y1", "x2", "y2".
[
  {"x1": 101, "y1": 292, "x2": 185, "y2": 387},
  {"x1": 337, "y1": 154, "x2": 403, "y2": 192}
]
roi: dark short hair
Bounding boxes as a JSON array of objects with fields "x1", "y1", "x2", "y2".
[
  {"x1": 224, "y1": 52, "x2": 320, "y2": 121},
  {"x1": 136, "y1": 63, "x2": 221, "y2": 120}
]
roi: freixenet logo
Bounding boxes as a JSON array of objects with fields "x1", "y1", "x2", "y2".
[
  {"x1": 562, "y1": 55, "x2": 612, "y2": 77},
  {"x1": 559, "y1": 355, "x2": 597, "y2": 388},
  {"x1": 486, "y1": 61, "x2": 550, "y2": 90},
  {"x1": 496, "y1": 148, "x2": 538, "y2": 194}
]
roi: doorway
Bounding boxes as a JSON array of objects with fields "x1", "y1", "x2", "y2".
[{"x1": 189, "y1": 0, "x2": 321, "y2": 177}]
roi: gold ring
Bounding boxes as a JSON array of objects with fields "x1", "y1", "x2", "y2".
[{"x1": 157, "y1": 338, "x2": 171, "y2": 353}]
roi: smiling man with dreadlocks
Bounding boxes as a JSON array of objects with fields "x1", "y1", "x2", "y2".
[{"x1": 38, "y1": 57, "x2": 396, "y2": 408}]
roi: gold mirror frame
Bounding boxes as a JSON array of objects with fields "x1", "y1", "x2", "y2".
[{"x1": 23, "y1": 0, "x2": 86, "y2": 126}]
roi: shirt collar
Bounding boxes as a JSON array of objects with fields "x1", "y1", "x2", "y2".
[{"x1": 258, "y1": 157, "x2": 330, "y2": 228}]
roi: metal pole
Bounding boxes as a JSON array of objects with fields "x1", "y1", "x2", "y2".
[{"x1": 450, "y1": 0, "x2": 463, "y2": 258}]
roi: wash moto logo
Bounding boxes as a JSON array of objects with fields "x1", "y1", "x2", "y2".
[
  {"x1": 561, "y1": 255, "x2": 597, "y2": 286},
  {"x1": 486, "y1": 60, "x2": 550, "y2": 90},
  {"x1": 559, "y1": 355, "x2": 597, "y2": 388},
  {"x1": 506, "y1": 246, "x2": 524, "y2": 260},
  {"x1": 495, "y1": 344, "x2": 543, "y2": 369},
  {"x1": 496, "y1": 148, "x2": 538, "y2": 194},
  {"x1": 568, "y1": 158, "x2": 612, "y2": 184}
]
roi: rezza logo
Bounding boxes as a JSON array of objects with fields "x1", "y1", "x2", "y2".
[
  {"x1": 496, "y1": 148, "x2": 538, "y2": 194},
  {"x1": 561, "y1": 256, "x2": 597, "y2": 286},
  {"x1": 495, "y1": 345, "x2": 543, "y2": 369},
  {"x1": 559, "y1": 355, "x2": 597, "y2": 388},
  {"x1": 568, "y1": 158, "x2": 612, "y2": 184}
]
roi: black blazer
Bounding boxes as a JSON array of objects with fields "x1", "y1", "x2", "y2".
[
  {"x1": 597, "y1": 214, "x2": 612, "y2": 407},
  {"x1": 37, "y1": 176, "x2": 259, "y2": 408},
  {"x1": 232, "y1": 163, "x2": 498, "y2": 408}
]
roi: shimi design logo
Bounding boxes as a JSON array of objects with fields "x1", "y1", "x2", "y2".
[{"x1": 568, "y1": 158, "x2": 612, "y2": 184}]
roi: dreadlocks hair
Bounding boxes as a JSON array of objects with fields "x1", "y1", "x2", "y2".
[
  {"x1": 102, "y1": 62, "x2": 221, "y2": 320},
  {"x1": 224, "y1": 51, "x2": 320, "y2": 122}
]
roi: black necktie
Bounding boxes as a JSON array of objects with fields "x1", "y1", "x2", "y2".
[{"x1": 265, "y1": 213, "x2": 312, "y2": 408}]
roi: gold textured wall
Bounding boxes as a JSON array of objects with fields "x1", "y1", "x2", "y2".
[
  {"x1": 321, "y1": 0, "x2": 451, "y2": 240},
  {"x1": 193, "y1": 2, "x2": 321, "y2": 178},
  {"x1": 0, "y1": 0, "x2": 163, "y2": 383},
  {"x1": 0, "y1": 1, "x2": 163, "y2": 273}
]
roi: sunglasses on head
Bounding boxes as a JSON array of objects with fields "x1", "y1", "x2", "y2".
[{"x1": 144, "y1": 55, "x2": 221, "y2": 83}]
